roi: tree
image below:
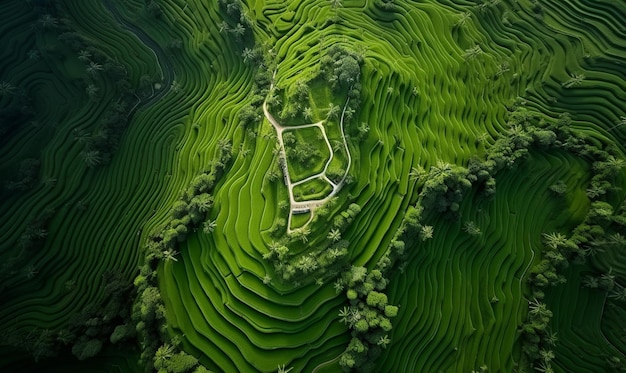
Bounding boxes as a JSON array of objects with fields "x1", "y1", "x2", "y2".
[
  {"x1": 303, "y1": 107, "x2": 313, "y2": 121},
  {"x1": 409, "y1": 166, "x2": 426, "y2": 181},
  {"x1": 335, "y1": 56, "x2": 360, "y2": 86},
  {"x1": 463, "y1": 45, "x2": 483, "y2": 60},
  {"x1": 231, "y1": 23, "x2": 246, "y2": 38},
  {"x1": 562, "y1": 73, "x2": 585, "y2": 88},
  {"x1": 420, "y1": 225, "x2": 434, "y2": 241},
  {"x1": 377, "y1": 335, "x2": 391, "y2": 348},
  {"x1": 330, "y1": 0, "x2": 343, "y2": 11},
  {"x1": 81, "y1": 150, "x2": 103, "y2": 168},
  {"x1": 203, "y1": 220, "x2": 217, "y2": 234},
  {"x1": 277, "y1": 364, "x2": 294, "y2": 373},
  {"x1": 154, "y1": 344, "x2": 175, "y2": 365},
  {"x1": 38, "y1": 14, "x2": 58, "y2": 29},
  {"x1": 543, "y1": 232, "x2": 567, "y2": 250},
  {"x1": 78, "y1": 50, "x2": 92, "y2": 62},
  {"x1": 86, "y1": 62, "x2": 103, "y2": 76},
  {"x1": 86, "y1": 84, "x2": 99, "y2": 99},
  {"x1": 328, "y1": 229, "x2": 342, "y2": 242},
  {"x1": 464, "y1": 221, "x2": 482, "y2": 236},
  {"x1": 339, "y1": 306, "x2": 351, "y2": 324},
  {"x1": 327, "y1": 103, "x2": 340, "y2": 120},
  {"x1": 163, "y1": 249, "x2": 178, "y2": 262},
  {"x1": 241, "y1": 48, "x2": 254, "y2": 63},
  {"x1": 0, "y1": 81, "x2": 16, "y2": 97}
]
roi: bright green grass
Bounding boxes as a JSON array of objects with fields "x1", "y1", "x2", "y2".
[
  {"x1": 290, "y1": 210, "x2": 312, "y2": 229},
  {"x1": 293, "y1": 177, "x2": 333, "y2": 202}
]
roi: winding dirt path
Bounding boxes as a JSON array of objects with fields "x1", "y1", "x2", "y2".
[{"x1": 263, "y1": 72, "x2": 352, "y2": 233}]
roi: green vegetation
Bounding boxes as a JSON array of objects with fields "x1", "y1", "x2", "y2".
[
  {"x1": 1, "y1": 0, "x2": 625, "y2": 372},
  {"x1": 293, "y1": 177, "x2": 333, "y2": 202},
  {"x1": 283, "y1": 127, "x2": 330, "y2": 183}
]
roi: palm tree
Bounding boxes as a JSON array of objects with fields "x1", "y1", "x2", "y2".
[
  {"x1": 303, "y1": 107, "x2": 313, "y2": 121},
  {"x1": 600, "y1": 268, "x2": 616, "y2": 290},
  {"x1": 327, "y1": 229, "x2": 341, "y2": 242},
  {"x1": 86, "y1": 84, "x2": 99, "y2": 99},
  {"x1": 232, "y1": 23, "x2": 246, "y2": 38},
  {"x1": 535, "y1": 361, "x2": 554, "y2": 373},
  {"x1": 218, "y1": 21, "x2": 229, "y2": 33},
  {"x1": 545, "y1": 330, "x2": 558, "y2": 346},
  {"x1": 455, "y1": 12, "x2": 472, "y2": 27},
  {"x1": 529, "y1": 298, "x2": 550, "y2": 317},
  {"x1": 25, "y1": 265, "x2": 38, "y2": 279},
  {"x1": 334, "y1": 280, "x2": 344, "y2": 294},
  {"x1": 420, "y1": 225, "x2": 434, "y2": 240},
  {"x1": 277, "y1": 364, "x2": 294, "y2": 373},
  {"x1": 338, "y1": 306, "x2": 351, "y2": 324},
  {"x1": 38, "y1": 14, "x2": 58, "y2": 29},
  {"x1": 163, "y1": 249, "x2": 178, "y2": 262},
  {"x1": 154, "y1": 344, "x2": 175, "y2": 365},
  {"x1": 80, "y1": 150, "x2": 102, "y2": 168},
  {"x1": 495, "y1": 62, "x2": 510, "y2": 77},
  {"x1": 203, "y1": 219, "x2": 217, "y2": 234},
  {"x1": 562, "y1": 73, "x2": 585, "y2": 88},
  {"x1": 539, "y1": 349, "x2": 555, "y2": 363},
  {"x1": 609, "y1": 285, "x2": 626, "y2": 301},
  {"x1": 542, "y1": 232, "x2": 568, "y2": 250},
  {"x1": 0, "y1": 81, "x2": 16, "y2": 97},
  {"x1": 263, "y1": 274, "x2": 272, "y2": 284},
  {"x1": 586, "y1": 183, "x2": 606, "y2": 199},
  {"x1": 78, "y1": 50, "x2": 92, "y2": 62},
  {"x1": 463, "y1": 45, "x2": 483, "y2": 60},
  {"x1": 409, "y1": 165, "x2": 425, "y2": 181},
  {"x1": 464, "y1": 221, "x2": 481, "y2": 236},
  {"x1": 609, "y1": 233, "x2": 626, "y2": 248},
  {"x1": 86, "y1": 62, "x2": 103, "y2": 76},
  {"x1": 27, "y1": 49, "x2": 40, "y2": 60},
  {"x1": 430, "y1": 160, "x2": 452, "y2": 179},
  {"x1": 582, "y1": 275, "x2": 599, "y2": 289},
  {"x1": 377, "y1": 335, "x2": 391, "y2": 348},
  {"x1": 242, "y1": 48, "x2": 254, "y2": 63},
  {"x1": 330, "y1": 0, "x2": 343, "y2": 11},
  {"x1": 357, "y1": 122, "x2": 369, "y2": 135}
]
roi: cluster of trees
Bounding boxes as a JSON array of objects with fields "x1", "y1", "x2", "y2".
[
  {"x1": 263, "y1": 203, "x2": 361, "y2": 284},
  {"x1": 33, "y1": 2, "x2": 143, "y2": 169},
  {"x1": 320, "y1": 45, "x2": 363, "y2": 121},
  {"x1": 132, "y1": 145, "x2": 232, "y2": 370},
  {"x1": 482, "y1": 104, "x2": 626, "y2": 372},
  {"x1": 283, "y1": 132, "x2": 323, "y2": 167},
  {"x1": 337, "y1": 266, "x2": 398, "y2": 371},
  {"x1": 217, "y1": 0, "x2": 253, "y2": 42},
  {"x1": 418, "y1": 160, "x2": 473, "y2": 215},
  {"x1": 394, "y1": 101, "x2": 624, "y2": 371}
]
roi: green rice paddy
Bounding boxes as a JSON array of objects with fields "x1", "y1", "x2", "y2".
[{"x1": 1, "y1": 0, "x2": 625, "y2": 372}]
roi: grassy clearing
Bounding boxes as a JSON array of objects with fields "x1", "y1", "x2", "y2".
[{"x1": 293, "y1": 177, "x2": 333, "y2": 202}]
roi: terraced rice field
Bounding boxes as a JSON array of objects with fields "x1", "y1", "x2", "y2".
[{"x1": 1, "y1": 0, "x2": 625, "y2": 372}]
